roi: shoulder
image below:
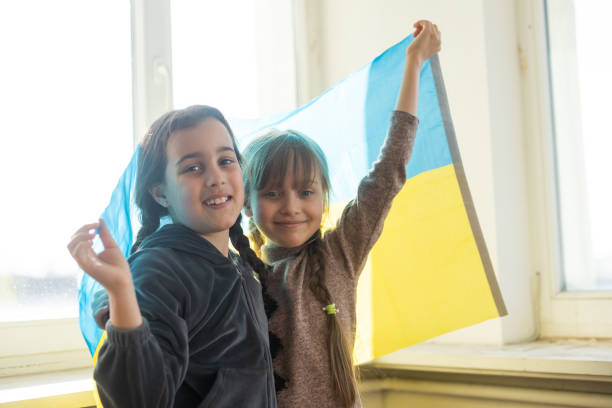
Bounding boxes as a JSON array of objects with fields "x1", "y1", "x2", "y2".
[{"x1": 128, "y1": 247, "x2": 220, "y2": 291}]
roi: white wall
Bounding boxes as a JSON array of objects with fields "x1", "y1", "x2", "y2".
[{"x1": 296, "y1": 0, "x2": 535, "y2": 345}]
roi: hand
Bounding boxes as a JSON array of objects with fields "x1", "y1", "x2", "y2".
[
  {"x1": 406, "y1": 20, "x2": 442, "y2": 67},
  {"x1": 67, "y1": 218, "x2": 132, "y2": 293}
]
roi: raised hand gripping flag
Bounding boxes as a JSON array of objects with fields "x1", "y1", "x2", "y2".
[{"x1": 79, "y1": 35, "x2": 506, "y2": 371}]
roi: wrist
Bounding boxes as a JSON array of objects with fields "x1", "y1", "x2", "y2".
[
  {"x1": 107, "y1": 279, "x2": 135, "y2": 301},
  {"x1": 108, "y1": 283, "x2": 143, "y2": 329},
  {"x1": 405, "y1": 50, "x2": 425, "y2": 70},
  {"x1": 104, "y1": 269, "x2": 134, "y2": 294}
]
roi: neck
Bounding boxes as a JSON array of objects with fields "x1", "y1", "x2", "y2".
[{"x1": 199, "y1": 230, "x2": 230, "y2": 257}]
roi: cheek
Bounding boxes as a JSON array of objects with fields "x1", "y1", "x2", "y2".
[
  {"x1": 177, "y1": 184, "x2": 198, "y2": 209},
  {"x1": 232, "y1": 173, "x2": 245, "y2": 203},
  {"x1": 252, "y1": 199, "x2": 273, "y2": 224}
]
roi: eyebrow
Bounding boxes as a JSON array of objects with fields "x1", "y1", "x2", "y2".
[{"x1": 176, "y1": 146, "x2": 235, "y2": 166}]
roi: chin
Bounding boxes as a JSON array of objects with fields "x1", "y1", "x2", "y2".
[{"x1": 279, "y1": 238, "x2": 307, "y2": 249}]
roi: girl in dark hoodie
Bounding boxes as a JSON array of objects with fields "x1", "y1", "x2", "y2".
[{"x1": 68, "y1": 105, "x2": 276, "y2": 408}]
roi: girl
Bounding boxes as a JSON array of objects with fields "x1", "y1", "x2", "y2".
[
  {"x1": 68, "y1": 105, "x2": 276, "y2": 407},
  {"x1": 242, "y1": 21, "x2": 441, "y2": 407}
]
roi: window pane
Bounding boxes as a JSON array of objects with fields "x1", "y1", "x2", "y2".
[
  {"x1": 171, "y1": 0, "x2": 296, "y2": 120},
  {"x1": 171, "y1": 0, "x2": 260, "y2": 118},
  {"x1": 547, "y1": 0, "x2": 612, "y2": 290},
  {"x1": 0, "y1": 1, "x2": 133, "y2": 321}
]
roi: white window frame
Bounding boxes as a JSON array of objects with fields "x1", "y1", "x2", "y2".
[
  {"x1": 0, "y1": 0, "x2": 173, "y2": 378},
  {"x1": 517, "y1": 0, "x2": 612, "y2": 339}
]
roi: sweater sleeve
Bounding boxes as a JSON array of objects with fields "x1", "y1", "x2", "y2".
[
  {"x1": 93, "y1": 250, "x2": 192, "y2": 408},
  {"x1": 323, "y1": 110, "x2": 418, "y2": 279}
]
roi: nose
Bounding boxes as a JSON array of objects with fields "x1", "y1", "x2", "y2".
[
  {"x1": 205, "y1": 164, "x2": 225, "y2": 188},
  {"x1": 280, "y1": 192, "x2": 300, "y2": 215}
]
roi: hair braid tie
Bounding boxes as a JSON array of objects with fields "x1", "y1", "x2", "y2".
[{"x1": 308, "y1": 232, "x2": 357, "y2": 407}]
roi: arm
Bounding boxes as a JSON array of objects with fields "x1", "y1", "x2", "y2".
[
  {"x1": 94, "y1": 251, "x2": 191, "y2": 408},
  {"x1": 68, "y1": 221, "x2": 189, "y2": 407},
  {"x1": 396, "y1": 20, "x2": 442, "y2": 115},
  {"x1": 324, "y1": 21, "x2": 441, "y2": 278},
  {"x1": 68, "y1": 219, "x2": 142, "y2": 329}
]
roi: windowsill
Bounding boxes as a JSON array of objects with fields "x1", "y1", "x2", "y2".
[
  {"x1": 0, "y1": 367, "x2": 94, "y2": 406},
  {"x1": 1, "y1": 340, "x2": 611, "y2": 405},
  {"x1": 365, "y1": 338, "x2": 612, "y2": 380}
]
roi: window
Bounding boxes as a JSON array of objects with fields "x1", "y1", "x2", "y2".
[
  {"x1": 171, "y1": 0, "x2": 297, "y2": 120},
  {"x1": 1, "y1": 0, "x2": 297, "y2": 376},
  {"x1": 0, "y1": 2, "x2": 133, "y2": 322},
  {"x1": 518, "y1": 0, "x2": 612, "y2": 339},
  {"x1": 545, "y1": 0, "x2": 612, "y2": 292}
]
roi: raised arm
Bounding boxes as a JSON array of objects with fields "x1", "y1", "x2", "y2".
[
  {"x1": 396, "y1": 20, "x2": 441, "y2": 115},
  {"x1": 324, "y1": 20, "x2": 441, "y2": 279}
]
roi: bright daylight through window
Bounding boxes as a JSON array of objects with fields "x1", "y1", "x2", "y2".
[
  {"x1": 546, "y1": 0, "x2": 612, "y2": 291},
  {"x1": 0, "y1": 1, "x2": 133, "y2": 322}
]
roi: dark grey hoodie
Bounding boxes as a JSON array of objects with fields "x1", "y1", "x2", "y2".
[{"x1": 92, "y1": 224, "x2": 276, "y2": 408}]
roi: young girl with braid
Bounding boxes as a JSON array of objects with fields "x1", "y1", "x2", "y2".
[
  {"x1": 242, "y1": 20, "x2": 441, "y2": 407},
  {"x1": 67, "y1": 105, "x2": 277, "y2": 407}
]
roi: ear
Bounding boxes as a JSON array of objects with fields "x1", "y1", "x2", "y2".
[{"x1": 149, "y1": 185, "x2": 168, "y2": 208}]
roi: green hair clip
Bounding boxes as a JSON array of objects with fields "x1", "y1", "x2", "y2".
[{"x1": 323, "y1": 304, "x2": 338, "y2": 315}]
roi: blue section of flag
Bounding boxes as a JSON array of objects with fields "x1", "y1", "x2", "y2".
[
  {"x1": 232, "y1": 64, "x2": 371, "y2": 203},
  {"x1": 78, "y1": 147, "x2": 140, "y2": 355},
  {"x1": 365, "y1": 35, "x2": 451, "y2": 179}
]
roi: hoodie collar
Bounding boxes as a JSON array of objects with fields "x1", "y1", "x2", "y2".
[{"x1": 139, "y1": 224, "x2": 232, "y2": 266}]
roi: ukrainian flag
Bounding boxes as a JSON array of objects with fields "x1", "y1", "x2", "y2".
[{"x1": 78, "y1": 34, "x2": 506, "y2": 373}]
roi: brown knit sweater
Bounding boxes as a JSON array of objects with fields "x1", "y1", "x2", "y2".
[{"x1": 260, "y1": 110, "x2": 418, "y2": 407}]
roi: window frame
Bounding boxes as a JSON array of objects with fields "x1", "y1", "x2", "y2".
[
  {"x1": 517, "y1": 0, "x2": 612, "y2": 339},
  {"x1": 0, "y1": 0, "x2": 173, "y2": 376}
]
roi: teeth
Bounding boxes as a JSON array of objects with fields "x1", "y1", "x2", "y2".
[{"x1": 206, "y1": 196, "x2": 230, "y2": 206}]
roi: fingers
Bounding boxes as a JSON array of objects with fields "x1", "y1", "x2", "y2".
[
  {"x1": 72, "y1": 222, "x2": 99, "y2": 237},
  {"x1": 413, "y1": 21, "x2": 424, "y2": 38},
  {"x1": 67, "y1": 222, "x2": 98, "y2": 254},
  {"x1": 67, "y1": 231, "x2": 102, "y2": 273},
  {"x1": 98, "y1": 218, "x2": 120, "y2": 250},
  {"x1": 412, "y1": 20, "x2": 442, "y2": 53},
  {"x1": 67, "y1": 220, "x2": 111, "y2": 272},
  {"x1": 413, "y1": 20, "x2": 440, "y2": 36}
]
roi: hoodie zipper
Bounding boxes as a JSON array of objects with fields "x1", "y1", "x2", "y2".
[{"x1": 234, "y1": 263, "x2": 275, "y2": 406}]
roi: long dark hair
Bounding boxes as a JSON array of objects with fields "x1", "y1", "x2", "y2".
[{"x1": 243, "y1": 129, "x2": 358, "y2": 407}]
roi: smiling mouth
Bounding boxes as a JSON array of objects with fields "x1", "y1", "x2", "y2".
[
  {"x1": 275, "y1": 221, "x2": 306, "y2": 228},
  {"x1": 204, "y1": 196, "x2": 232, "y2": 207}
]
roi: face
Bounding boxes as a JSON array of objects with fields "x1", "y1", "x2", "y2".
[
  {"x1": 247, "y1": 164, "x2": 325, "y2": 249},
  {"x1": 152, "y1": 118, "x2": 244, "y2": 252}
]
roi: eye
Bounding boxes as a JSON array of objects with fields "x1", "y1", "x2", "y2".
[
  {"x1": 263, "y1": 191, "x2": 279, "y2": 198},
  {"x1": 301, "y1": 190, "x2": 314, "y2": 197},
  {"x1": 219, "y1": 157, "x2": 235, "y2": 166},
  {"x1": 184, "y1": 164, "x2": 202, "y2": 173}
]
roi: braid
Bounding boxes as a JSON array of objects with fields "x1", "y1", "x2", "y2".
[
  {"x1": 229, "y1": 215, "x2": 287, "y2": 393},
  {"x1": 308, "y1": 233, "x2": 358, "y2": 407},
  {"x1": 248, "y1": 218, "x2": 266, "y2": 258},
  {"x1": 230, "y1": 214, "x2": 267, "y2": 278}
]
